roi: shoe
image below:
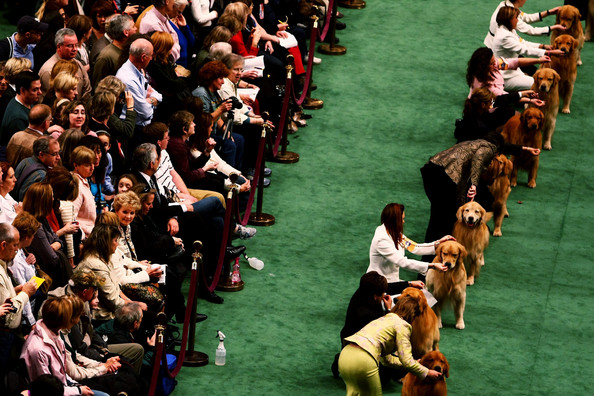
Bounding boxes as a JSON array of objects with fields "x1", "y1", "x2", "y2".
[
  {"x1": 225, "y1": 245, "x2": 246, "y2": 260},
  {"x1": 194, "y1": 313, "x2": 208, "y2": 323},
  {"x1": 288, "y1": 120, "x2": 299, "y2": 133},
  {"x1": 234, "y1": 224, "x2": 257, "y2": 240},
  {"x1": 331, "y1": 353, "x2": 340, "y2": 379},
  {"x1": 261, "y1": 177, "x2": 271, "y2": 188},
  {"x1": 335, "y1": 21, "x2": 346, "y2": 30},
  {"x1": 336, "y1": 11, "x2": 344, "y2": 18},
  {"x1": 300, "y1": 113, "x2": 312, "y2": 120},
  {"x1": 245, "y1": 167, "x2": 272, "y2": 178},
  {"x1": 199, "y1": 291, "x2": 224, "y2": 304},
  {"x1": 304, "y1": 55, "x2": 322, "y2": 65}
]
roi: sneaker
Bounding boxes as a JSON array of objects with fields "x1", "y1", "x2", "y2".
[
  {"x1": 305, "y1": 55, "x2": 322, "y2": 65},
  {"x1": 234, "y1": 224, "x2": 257, "y2": 240}
]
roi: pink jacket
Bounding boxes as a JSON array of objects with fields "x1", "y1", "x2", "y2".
[
  {"x1": 72, "y1": 173, "x2": 96, "y2": 238},
  {"x1": 21, "y1": 320, "x2": 106, "y2": 395}
]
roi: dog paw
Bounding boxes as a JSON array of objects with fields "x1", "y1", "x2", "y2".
[
  {"x1": 466, "y1": 277, "x2": 475, "y2": 286},
  {"x1": 562, "y1": 108, "x2": 571, "y2": 114},
  {"x1": 493, "y1": 229, "x2": 502, "y2": 237},
  {"x1": 455, "y1": 321, "x2": 465, "y2": 330},
  {"x1": 528, "y1": 181, "x2": 536, "y2": 188},
  {"x1": 504, "y1": 211, "x2": 509, "y2": 218},
  {"x1": 577, "y1": 59, "x2": 583, "y2": 66},
  {"x1": 543, "y1": 143, "x2": 552, "y2": 150}
]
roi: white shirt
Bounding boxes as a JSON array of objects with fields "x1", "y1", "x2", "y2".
[{"x1": 0, "y1": 192, "x2": 18, "y2": 224}]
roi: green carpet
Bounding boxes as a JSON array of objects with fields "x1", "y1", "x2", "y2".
[
  {"x1": 2, "y1": 0, "x2": 591, "y2": 394},
  {"x1": 174, "y1": 1, "x2": 593, "y2": 395}
]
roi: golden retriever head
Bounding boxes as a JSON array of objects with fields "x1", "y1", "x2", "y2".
[
  {"x1": 484, "y1": 154, "x2": 513, "y2": 182},
  {"x1": 533, "y1": 68, "x2": 560, "y2": 93},
  {"x1": 456, "y1": 201, "x2": 486, "y2": 228},
  {"x1": 520, "y1": 107, "x2": 544, "y2": 133},
  {"x1": 556, "y1": 5, "x2": 581, "y2": 30},
  {"x1": 553, "y1": 34, "x2": 578, "y2": 54},
  {"x1": 435, "y1": 240, "x2": 466, "y2": 270},
  {"x1": 400, "y1": 287, "x2": 429, "y2": 314},
  {"x1": 419, "y1": 351, "x2": 450, "y2": 378}
]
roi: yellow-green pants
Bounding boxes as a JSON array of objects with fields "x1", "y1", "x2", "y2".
[{"x1": 338, "y1": 344, "x2": 382, "y2": 396}]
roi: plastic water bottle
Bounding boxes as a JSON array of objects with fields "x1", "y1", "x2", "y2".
[{"x1": 215, "y1": 330, "x2": 226, "y2": 366}]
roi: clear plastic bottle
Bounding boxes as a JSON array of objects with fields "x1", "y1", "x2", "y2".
[{"x1": 215, "y1": 330, "x2": 226, "y2": 366}]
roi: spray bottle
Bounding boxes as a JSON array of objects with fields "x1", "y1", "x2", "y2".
[{"x1": 215, "y1": 330, "x2": 226, "y2": 366}]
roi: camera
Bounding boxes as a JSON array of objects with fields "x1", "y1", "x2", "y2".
[
  {"x1": 228, "y1": 96, "x2": 243, "y2": 111},
  {"x1": 4, "y1": 298, "x2": 17, "y2": 313}
]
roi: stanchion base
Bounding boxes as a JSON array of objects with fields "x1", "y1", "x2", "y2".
[
  {"x1": 303, "y1": 97, "x2": 324, "y2": 110},
  {"x1": 248, "y1": 212, "x2": 276, "y2": 226},
  {"x1": 217, "y1": 279, "x2": 245, "y2": 292},
  {"x1": 273, "y1": 151, "x2": 300, "y2": 163},
  {"x1": 183, "y1": 351, "x2": 209, "y2": 367},
  {"x1": 339, "y1": 0, "x2": 366, "y2": 9},
  {"x1": 318, "y1": 44, "x2": 347, "y2": 55}
]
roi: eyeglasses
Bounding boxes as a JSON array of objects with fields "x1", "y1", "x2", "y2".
[
  {"x1": 232, "y1": 68, "x2": 243, "y2": 73},
  {"x1": 45, "y1": 151, "x2": 61, "y2": 157}
]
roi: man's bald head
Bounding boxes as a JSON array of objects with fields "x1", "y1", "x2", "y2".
[{"x1": 29, "y1": 104, "x2": 52, "y2": 128}]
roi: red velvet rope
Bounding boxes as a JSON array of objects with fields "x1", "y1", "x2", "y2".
[
  {"x1": 318, "y1": 0, "x2": 335, "y2": 42},
  {"x1": 235, "y1": 127, "x2": 267, "y2": 225},
  {"x1": 291, "y1": 22, "x2": 319, "y2": 105}
]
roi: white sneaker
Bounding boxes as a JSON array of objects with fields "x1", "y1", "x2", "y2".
[{"x1": 305, "y1": 55, "x2": 322, "y2": 65}]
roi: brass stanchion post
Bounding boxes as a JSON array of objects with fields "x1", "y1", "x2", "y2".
[
  {"x1": 318, "y1": 4, "x2": 347, "y2": 55},
  {"x1": 249, "y1": 113, "x2": 275, "y2": 226},
  {"x1": 274, "y1": 64, "x2": 300, "y2": 164}
]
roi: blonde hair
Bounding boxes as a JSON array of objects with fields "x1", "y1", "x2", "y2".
[
  {"x1": 52, "y1": 71, "x2": 78, "y2": 93},
  {"x1": 71, "y1": 146, "x2": 95, "y2": 167},
  {"x1": 113, "y1": 191, "x2": 141, "y2": 212},
  {"x1": 4, "y1": 57, "x2": 32, "y2": 82},
  {"x1": 151, "y1": 31, "x2": 175, "y2": 64}
]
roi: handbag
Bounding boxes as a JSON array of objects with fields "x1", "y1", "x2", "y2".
[
  {"x1": 34, "y1": 263, "x2": 53, "y2": 295},
  {"x1": 121, "y1": 283, "x2": 164, "y2": 309}
]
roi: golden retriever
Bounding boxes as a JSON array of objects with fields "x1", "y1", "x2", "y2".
[
  {"x1": 542, "y1": 34, "x2": 579, "y2": 114},
  {"x1": 551, "y1": 5, "x2": 585, "y2": 65},
  {"x1": 400, "y1": 287, "x2": 440, "y2": 359},
  {"x1": 451, "y1": 202, "x2": 490, "y2": 286},
  {"x1": 426, "y1": 241, "x2": 467, "y2": 330},
  {"x1": 501, "y1": 107, "x2": 543, "y2": 189},
  {"x1": 484, "y1": 154, "x2": 513, "y2": 237},
  {"x1": 401, "y1": 351, "x2": 449, "y2": 396},
  {"x1": 531, "y1": 68, "x2": 560, "y2": 150}
]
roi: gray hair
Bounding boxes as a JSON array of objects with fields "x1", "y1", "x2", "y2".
[
  {"x1": 33, "y1": 136, "x2": 55, "y2": 158},
  {"x1": 55, "y1": 28, "x2": 77, "y2": 46},
  {"x1": 209, "y1": 42, "x2": 232, "y2": 61},
  {"x1": 132, "y1": 143, "x2": 158, "y2": 172},
  {"x1": 0, "y1": 223, "x2": 17, "y2": 243},
  {"x1": 221, "y1": 53, "x2": 244, "y2": 70},
  {"x1": 173, "y1": 0, "x2": 189, "y2": 8},
  {"x1": 106, "y1": 14, "x2": 134, "y2": 41},
  {"x1": 115, "y1": 302, "x2": 143, "y2": 330}
]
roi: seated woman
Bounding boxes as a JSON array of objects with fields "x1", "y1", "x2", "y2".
[
  {"x1": 492, "y1": 6, "x2": 564, "y2": 91},
  {"x1": 60, "y1": 100, "x2": 89, "y2": 133},
  {"x1": 0, "y1": 161, "x2": 21, "y2": 224},
  {"x1": 368, "y1": 203, "x2": 451, "y2": 281},
  {"x1": 75, "y1": 223, "x2": 147, "y2": 325},
  {"x1": 192, "y1": 60, "x2": 245, "y2": 170},
  {"x1": 146, "y1": 31, "x2": 193, "y2": 123},
  {"x1": 45, "y1": 166, "x2": 81, "y2": 267},
  {"x1": 23, "y1": 182, "x2": 71, "y2": 289},
  {"x1": 95, "y1": 76, "x2": 138, "y2": 172},
  {"x1": 10, "y1": 212, "x2": 44, "y2": 330},
  {"x1": 71, "y1": 146, "x2": 99, "y2": 239},
  {"x1": 21, "y1": 295, "x2": 126, "y2": 396}
]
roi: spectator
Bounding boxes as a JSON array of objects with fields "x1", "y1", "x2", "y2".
[
  {"x1": 14, "y1": 136, "x2": 61, "y2": 201},
  {"x1": 7, "y1": 104, "x2": 56, "y2": 168},
  {"x1": 115, "y1": 38, "x2": 162, "y2": 130},
  {"x1": 0, "y1": 223, "x2": 38, "y2": 382},
  {"x1": 23, "y1": 182, "x2": 71, "y2": 289},
  {"x1": 0, "y1": 162, "x2": 22, "y2": 224},
  {"x1": 42, "y1": 70, "x2": 79, "y2": 110},
  {"x1": 0, "y1": 71, "x2": 42, "y2": 148},
  {"x1": 0, "y1": 58, "x2": 33, "y2": 129},
  {"x1": 67, "y1": 15, "x2": 93, "y2": 73},
  {"x1": 92, "y1": 14, "x2": 137, "y2": 87},
  {"x1": 71, "y1": 146, "x2": 99, "y2": 239},
  {"x1": 0, "y1": 16, "x2": 48, "y2": 69},
  {"x1": 168, "y1": 0, "x2": 196, "y2": 69},
  {"x1": 95, "y1": 76, "x2": 137, "y2": 172},
  {"x1": 38, "y1": 28, "x2": 92, "y2": 101},
  {"x1": 139, "y1": 0, "x2": 181, "y2": 62},
  {"x1": 59, "y1": 99, "x2": 88, "y2": 133},
  {"x1": 88, "y1": 1, "x2": 117, "y2": 61},
  {"x1": 96, "y1": 131, "x2": 116, "y2": 196},
  {"x1": 9, "y1": 212, "x2": 43, "y2": 330},
  {"x1": 57, "y1": 128, "x2": 84, "y2": 171}
]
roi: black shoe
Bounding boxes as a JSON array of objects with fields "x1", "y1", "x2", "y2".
[
  {"x1": 203, "y1": 291, "x2": 224, "y2": 304},
  {"x1": 335, "y1": 21, "x2": 346, "y2": 30},
  {"x1": 194, "y1": 313, "x2": 208, "y2": 323},
  {"x1": 331, "y1": 353, "x2": 340, "y2": 379},
  {"x1": 301, "y1": 113, "x2": 312, "y2": 120},
  {"x1": 225, "y1": 245, "x2": 246, "y2": 260}
]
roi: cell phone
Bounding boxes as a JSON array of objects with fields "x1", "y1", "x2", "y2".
[{"x1": 4, "y1": 298, "x2": 17, "y2": 313}]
